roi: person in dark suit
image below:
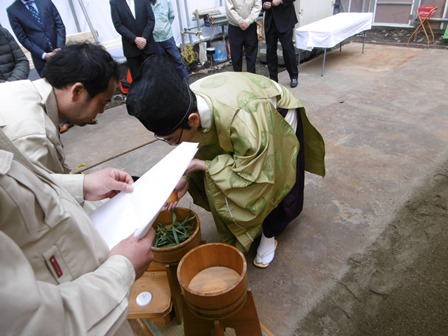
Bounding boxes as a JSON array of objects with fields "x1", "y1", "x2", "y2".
[
  {"x1": 7, "y1": 0, "x2": 70, "y2": 133},
  {"x1": 110, "y1": 0, "x2": 160, "y2": 79},
  {"x1": 262, "y1": 0, "x2": 299, "y2": 88},
  {"x1": 7, "y1": 0, "x2": 66, "y2": 77}
]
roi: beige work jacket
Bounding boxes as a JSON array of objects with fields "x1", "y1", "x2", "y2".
[
  {"x1": 0, "y1": 78, "x2": 84, "y2": 203},
  {"x1": 0, "y1": 130, "x2": 135, "y2": 335}
]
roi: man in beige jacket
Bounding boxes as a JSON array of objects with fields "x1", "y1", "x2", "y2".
[
  {"x1": 0, "y1": 129, "x2": 156, "y2": 335},
  {"x1": 0, "y1": 42, "x2": 134, "y2": 206},
  {"x1": 225, "y1": 0, "x2": 261, "y2": 73}
]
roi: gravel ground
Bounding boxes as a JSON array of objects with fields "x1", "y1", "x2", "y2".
[{"x1": 359, "y1": 26, "x2": 447, "y2": 47}]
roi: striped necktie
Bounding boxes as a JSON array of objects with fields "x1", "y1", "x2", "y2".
[
  {"x1": 25, "y1": 0, "x2": 43, "y2": 26},
  {"x1": 24, "y1": 0, "x2": 53, "y2": 51}
]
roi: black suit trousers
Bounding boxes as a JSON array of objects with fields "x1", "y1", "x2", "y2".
[
  {"x1": 265, "y1": 23, "x2": 298, "y2": 82},
  {"x1": 262, "y1": 108, "x2": 305, "y2": 238},
  {"x1": 127, "y1": 51, "x2": 157, "y2": 79},
  {"x1": 228, "y1": 23, "x2": 258, "y2": 73}
]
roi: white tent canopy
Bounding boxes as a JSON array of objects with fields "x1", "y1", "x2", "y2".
[{"x1": 0, "y1": 0, "x2": 225, "y2": 52}]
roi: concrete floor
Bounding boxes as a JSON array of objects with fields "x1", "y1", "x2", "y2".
[{"x1": 61, "y1": 42, "x2": 448, "y2": 335}]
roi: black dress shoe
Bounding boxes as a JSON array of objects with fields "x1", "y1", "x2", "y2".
[{"x1": 290, "y1": 78, "x2": 298, "y2": 88}]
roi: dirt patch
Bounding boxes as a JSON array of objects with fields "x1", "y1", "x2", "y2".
[
  {"x1": 296, "y1": 158, "x2": 448, "y2": 336},
  {"x1": 359, "y1": 26, "x2": 447, "y2": 47}
]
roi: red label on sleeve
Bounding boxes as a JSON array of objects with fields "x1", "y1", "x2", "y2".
[{"x1": 49, "y1": 255, "x2": 63, "y2": 278}]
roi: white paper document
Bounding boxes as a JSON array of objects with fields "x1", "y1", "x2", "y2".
[{"x1": 89, "y1": 142, "x2": 198, "y2": 249}]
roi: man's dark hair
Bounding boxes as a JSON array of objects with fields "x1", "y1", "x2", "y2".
[
  {"x1": 42, "y1": 42, "x2": 119, "y2": 99},
  {"x1": 127, "y1": 54, "x2": 196, "y2": 136}
]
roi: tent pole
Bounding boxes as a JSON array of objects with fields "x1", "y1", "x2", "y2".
[
  {"x1": 183, "y1": 0, "x2": 193, "y2": 43},
  {"x1": 175, "y1": 0, "x2": 185, "y2": 47},
  {"x1": 68, "y1": 0, "x2": 81, "y2": 32},
  {"x1": 77, "y1": 0, "x2": 100, "y2": 43}
]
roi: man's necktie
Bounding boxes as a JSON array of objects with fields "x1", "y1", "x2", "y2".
[
  {"x1": 25, "y1": 0, "x2": 43, "y2": 26},
  {"x1": 24, "y1": 0, "x2": 53, "y2": 51}
]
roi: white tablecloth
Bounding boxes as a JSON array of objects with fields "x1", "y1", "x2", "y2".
[{"x1": 295, "y1": 13, "x2": 374, "y2": 51}]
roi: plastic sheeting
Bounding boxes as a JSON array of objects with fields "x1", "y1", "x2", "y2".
[{"x1": 0, "y1": 0, "x2": 225, "y2": 48}]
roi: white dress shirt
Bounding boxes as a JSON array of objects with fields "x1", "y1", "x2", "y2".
[{"x1": 126, "y1": 0, "x2": 136, "y2": 18}]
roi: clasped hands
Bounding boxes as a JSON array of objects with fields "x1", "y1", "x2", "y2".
[
  {"x1": 239, "y1": 21, "x2": 248, "y2": 30},
  {"x1": 44, "y1": 48, "x2": 61, "y2": 61},
  {"x1": 135, "y1": 36, "x2": 147, "y2": 50},
  {"x1": 263, "y1": 0, "x2": 282, "y2": 9}
]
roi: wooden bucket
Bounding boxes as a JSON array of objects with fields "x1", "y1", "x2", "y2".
[
  {"x1": 151, "y1": 208, "x2": 201, "y2": 265},
  {"x1": 177, "y1": 243, "x2": 248, "y2": 320}
]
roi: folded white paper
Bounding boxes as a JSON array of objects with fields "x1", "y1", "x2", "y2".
[{"x1": 89, "y1": 142, "x2": 199, "y2": 249}]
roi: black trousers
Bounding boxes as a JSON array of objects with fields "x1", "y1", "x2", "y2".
[
  {"x1": 262, "y1": 108, "x2": 305, "y2": 238},
  {"x1": 126, "y1": 53, "x2": 150, "y2": 79},
  {"x1": 265, "y1": 24, "x2": 298, "y2": 82},
  {"x1": 228, "y1": 23, "x2": 258, "y2": 73}
]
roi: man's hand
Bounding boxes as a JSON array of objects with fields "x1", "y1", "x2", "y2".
[
  {"x1": 135, "y1": 37, "x2": 147, "y2": 50},
  {"x1": 185, "y1": 159, "x2": 206, "y2": 174},
  {"x1": 109, "y1": 227, "x2": 156, "y2": 279},
  {"x1": 163, "y1": 159, "x2": 205, "y2": 210},
  {"x1": 164, "y1": 177, "x2": 189, "y2": 211},
  {"x1": 239, "y1": 21, "x2": 248, "y2": 30},
  {"x1": 263, "y1": 1, "x2": 272, "y2": 9},
  {"x1": 44, "y1": 48, "x2": 61, "y2": 61},
  {"x1": 83, "y1": 167, "x2": 134, "y2": 201},
  {"x1": 163, "y1": 190, "x2": 179, "y2": 211},
  {"x1": 272, "y1": 0, "x2": 282, "y2": 6}
]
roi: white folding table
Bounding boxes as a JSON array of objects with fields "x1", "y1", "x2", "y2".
[{"x1": 295, "y1": 12, "x2": 374, "y2": 76}]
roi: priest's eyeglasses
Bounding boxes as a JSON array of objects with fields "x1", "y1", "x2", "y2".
[{"x1": 154, "y1": 128, "x2": 184, "y2": 146}]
